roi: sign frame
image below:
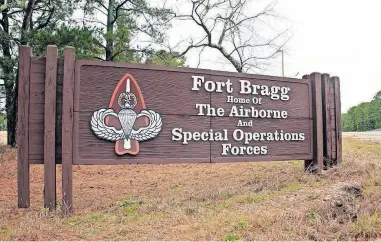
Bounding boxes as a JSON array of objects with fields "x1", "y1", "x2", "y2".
[{"x1": 17, "y1": 45, "x2": 342, "y2": 213}]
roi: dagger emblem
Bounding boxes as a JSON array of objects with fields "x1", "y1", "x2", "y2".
[
  {"x1": 117, "y1": 78, "x2": 137, "y2": 150},
  {"x1": 90, "y1": 74, "x2": 162, "y2": 156}
]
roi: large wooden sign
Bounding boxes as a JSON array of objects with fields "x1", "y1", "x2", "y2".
[
  {"x1": 17, "y1": 46, "x2": 342, "y2": 213},
  {"x1": 74, "y1": 60, "x2": 313, "y2": 164}
]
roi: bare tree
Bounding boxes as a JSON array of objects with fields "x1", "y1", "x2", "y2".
[{"x1": 172, "y1": 0, "x2": 291, "y2": 73}]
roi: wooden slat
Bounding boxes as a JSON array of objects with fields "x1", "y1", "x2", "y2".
[
  {"x1": 333, "y1": 76, "x2": 342, "y2": 164},
  {"x1": 62, "y1": 47, "x2": 75, "y2": 215},
  {"x1": 31, "y1": 57, "x2": 46, "y2": 73},
  {"x1": 55, "y1": 67, "x2": 64, "y2": 165},
  {"x1": 17, "y1": 46, "x2": 32, "y2": 208},
  {"x1": 302, "y1": 74, "x2": 314, "y2": 170},
  {"x1": 30, "y1": 72, "x2": 45, "y2": 84},
  {"x1": 29, "y1": 154, "x2": 62, "y2": 164},
  {"x1": 321, "y1": 74, "x2": 332, "y2": 166},
  {"x1": 329, "y1": 83, "x2": 335, "y2": 160},
  {"x1": 28, "y1": 59, "x2": 64, "y2": 165},
  {"x1": 306, "y1": 73, "x2": 324, "y2": 171},
  {"x1": 44, "y1": 46, "x2": 58, "y2": 210}
]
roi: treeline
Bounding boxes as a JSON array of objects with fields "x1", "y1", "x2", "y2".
[{"x1": 342, "y1": 90, "x2": 381, "y2": 131}]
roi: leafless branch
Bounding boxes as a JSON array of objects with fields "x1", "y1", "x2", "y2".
[
  {"x1": 7, "y1": 9, "x2": 24, "y2": 15},
  {"x1": 197, "y1": 45, "x2": 206, "y2": 68},
  {"x1": 94, "y1": 6, "x2": 107, "y2": 16},
  {"x1": 171, "y1": 0, "x2": 292, "y2": 73},
  {"x1": 111, "y1": 0, "x2": 132, "y2": 24},
  {"x1": 94, "y1": 0, "x2": 108, "y2": 11},
  {"x1": 36, "y1": 6, "x2": 55, "y2": 29}
]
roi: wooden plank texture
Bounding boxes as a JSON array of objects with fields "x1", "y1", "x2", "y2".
[
  {"x1": 210, "y1": 117, "x2": 313, "y2": 162},
  {"x1": 74, "y1": 60, "x2": 306, "y2": 114},
  {"x1": 302, "y1": 74, "x2": 314, "y2": 170},
  {"x1": 333, "y1": 76, "x2": 342, "y2": 164},
  {"x1": 209, "y1": 73, "x2": 312, "y2": 162},
  {"x1": 28, "y1": 58, "x2": 64, "y2": 165},
  {"x1": 17, "y1": 46, "x2": 32, "y2": 208},
  {"x1": 76, "y1": 65, "x2": 210, "y2": 114},
  {"x1": 74, "y1": 113, "x2": 210, "y2": 164},
  {"x1": 304, "y1": 73, "x2": 324, "y2": 171},
  {"x1": 328, "y1": 78, "x2": 337, "y2": 161},
  {"x1": 73, "y1": 61, "x2": 313, "y2": 165},
  {"x1": 321, "y1": 74, "x2": 332, "y2": 166},
  {"x1": 29, "y1": 58, "x2": 45, "y2": 165},
  {"x1": 29, "y1": 64, "x2": 63, "y2": 164},
  {"x1": 311, "y1": 73, "x2": 324, "y2": 169},
  {"x1": 31, "y1": 57, "x2": 64, "y2": 75},
  {"x1": 210, "y1": 76, "x2": 311, "y2": 119},
  {"x1": 44, "y1": 45, "x2": 58, "y2": 209},
  {"x1": 62, "y1": 47, "x2": 75, "y2": 214}
]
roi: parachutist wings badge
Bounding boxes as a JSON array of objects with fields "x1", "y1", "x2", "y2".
[{"x1": 90, "y1": 74, "x2": 162, "y2": 155}]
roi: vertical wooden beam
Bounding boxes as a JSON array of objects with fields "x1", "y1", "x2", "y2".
[
  {"x1": 321, "y1": 74, "x2": 332, "y2": 166},
  {"x1": 333, "y1": 76, "x2": 342, "y2": 165},
  {"x1": 44, "y1": 45, "x2": 58, "y2": 209},
  {"x1": 306, "y1": 73, "x2": 324, "y2": 171},
  {"x1": 62, "y1": 47, "x2": 75, "y2": 215},
  {"x1": 17, "y1": 46, "x2": 32, "y2": 208},
  {"x1": 302, "y1": 74, "x2": 313, "y2": 170},
  {"x1": 329, "y1": 78, "x2": 337, "y2": 161}
]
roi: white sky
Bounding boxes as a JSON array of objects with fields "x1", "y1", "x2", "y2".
[
  {"x1": 80, "y1": 0, "x2": 381, "y2": 113},
  {"x1": 167, "y1": 0, "x2": 381, "y2": 112}
]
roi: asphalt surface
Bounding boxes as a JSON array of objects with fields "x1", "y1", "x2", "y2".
[{"x1": 343, "y1": 130, "x2": 381, "y2": 143}]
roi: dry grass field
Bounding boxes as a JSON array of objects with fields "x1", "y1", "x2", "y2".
[{"x1": 1, "y1": 137, "x2": 381, "y2": 240}]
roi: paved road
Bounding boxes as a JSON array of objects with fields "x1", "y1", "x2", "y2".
[
  {"x1": 343, "y1": 131, "x2": 381, "y2": 143},
  {"x1": 0, "y1": 131, "x2": 6, "y2": 145}
]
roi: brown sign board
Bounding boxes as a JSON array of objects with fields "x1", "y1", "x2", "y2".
[
  {"x1": 73, "y1": 60, "x2": 313, "y2": 164},
  {"x1": 17, "y1": 46, "x2": 342, "y2": 212}
]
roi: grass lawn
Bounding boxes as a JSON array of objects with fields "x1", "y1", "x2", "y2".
[{"x1": 0, "y1": 138, "x2": 381, "y2": 240}]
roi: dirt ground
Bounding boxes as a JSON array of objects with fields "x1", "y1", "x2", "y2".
[{"x1": 1, "y1": 138, "x2": 381, "y2": 240}]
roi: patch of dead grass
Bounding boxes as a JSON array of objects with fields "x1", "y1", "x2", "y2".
[{"x1": 0, "y1": 138, "x2": 381, "y2": 240}]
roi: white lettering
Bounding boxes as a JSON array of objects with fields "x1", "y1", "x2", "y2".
[
  {"x1": 238, "y1": 80, "x2": 290, "y2": 101},
  {"x1": 195, "y1": 104, "x2": 224, "y2": 116},
  {"x1": 191, "y1": 76, "x2": 233, "y2": 93},
  {"x1": 191, "y1": 76, "x2": 204, "y2": 91},
  {"x1": 229, "y1": 106, "x2": 288, "y2": 119},
  {"x1": 171, "y1": 128, "x2": 182, "y2": 141},
  {"x1": 220, "y1": 144, "x2": 268, "y2": 155}
]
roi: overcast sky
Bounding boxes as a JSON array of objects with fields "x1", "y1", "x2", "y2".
[{"x1": 167, "y1": 0, "x2": 381, "y2": 112}]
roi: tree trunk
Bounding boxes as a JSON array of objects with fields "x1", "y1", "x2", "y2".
[
  {"x1": 1, "y1": 0, "x2": 35, "y2": 147},
  {"x1": 5, "y1": 78, "x2": 17, "y2": 147},
  {"x1": 1, "y1": 3, "x2": 17, "y2": 147},
  {"x1": 3, "y1": 63, "x2": 17, "y2": 147},
  {"x1": 21, "y1": 0, "x2": 35, "y2": 45},
  {"x1": 105, "y1": 0, "x2": 115, "y2": 61}
]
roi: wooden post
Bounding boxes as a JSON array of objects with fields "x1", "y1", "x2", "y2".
[
  {"x1": 17, "y1": 46, "x2": 32, "y2": 208},
  {"x1": 305, "y1": 73, "x2": 324, "y2": 171},
  {"x1": 302, "y1": 74, "x2": 313, "y2": 170},
  {"x1": 62, "y1": 47, "x2": 75, "y2": 215},
  {"x1": 333, "y1": 76, "x2": 342, "y2": 165},
  {"x1": 321, "y1": 73, "x2": 332, "y2": 166},
  {"x1": 44, "y1": 46, "x2": 58, "y2": 209},
  {"x1": 329, "y1": 77, "x2": 337, "y2": 162}
]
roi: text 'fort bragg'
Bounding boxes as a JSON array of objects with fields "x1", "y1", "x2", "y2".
[{"x1": 171, "y1": 76, "x2": 306, "y2": 156}]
